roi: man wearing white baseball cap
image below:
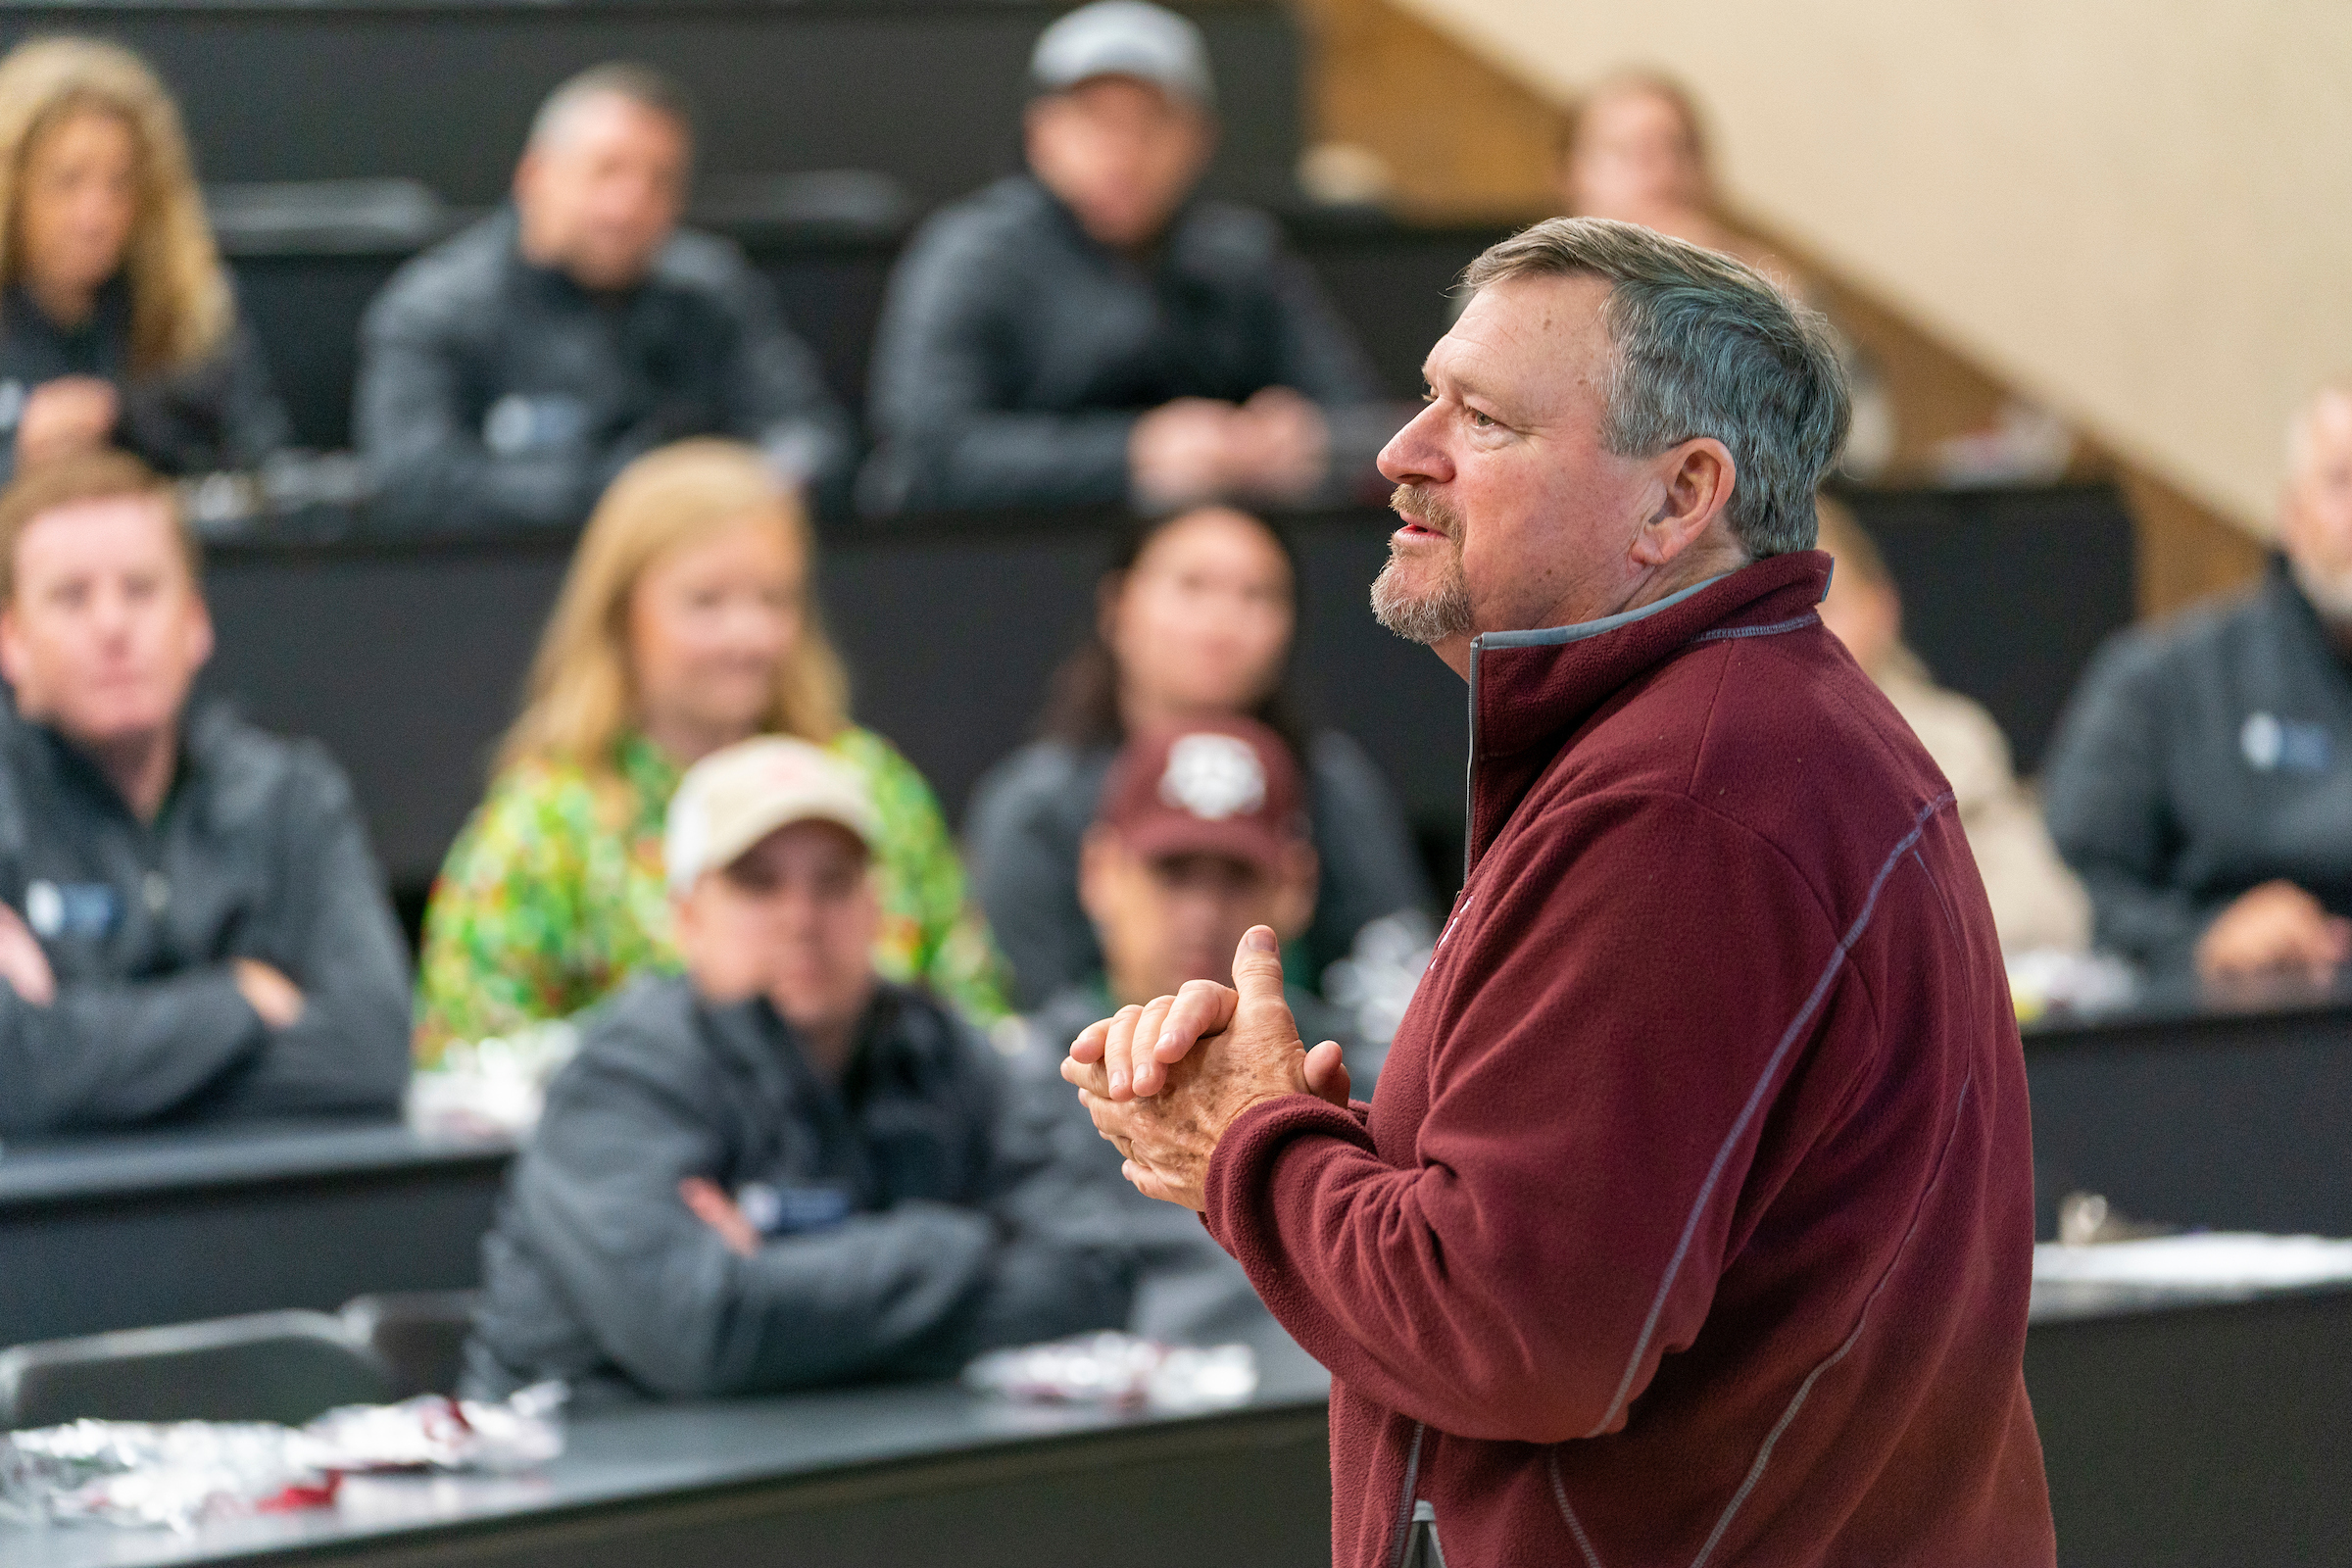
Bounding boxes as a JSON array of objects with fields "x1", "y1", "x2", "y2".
[
  {"x1": 463, "y1": 737, "x2": 1129, "y2": 1402},
  {"x1": 860, "y1": 0, "x2": 1388, "y2": 517}
]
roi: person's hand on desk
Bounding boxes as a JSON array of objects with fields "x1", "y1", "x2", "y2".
[
  {"x1": 0, "y1": 904, "x2": 57, "y2": 1005},
  {"x1": 2194, "y1": 880, "x2": 2352, "y2": 982},
  {"x1": 232, "y1": 958, "x2": 306, "y2": 1029},
  {"x1": 16, "y1": 376, "x2": 121, "y2": 467},
  {"x1": 1060, "y1": 925, "x2": 1348, "y2": 1210}
]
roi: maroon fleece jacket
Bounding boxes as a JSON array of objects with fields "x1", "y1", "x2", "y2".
[{"x1": 1203, "y1": 552, "x2": 2053, "y2": 1567}]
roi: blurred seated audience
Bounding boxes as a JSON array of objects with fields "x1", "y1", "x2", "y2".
[
  {"x1": 965, "y1": 505, "x2": 1427, "y2": 1009},
  {"x1": 858, "y1": 0, "x2": 1384, "y2": 517},
  {"x1": 1002, "y1": 716, "x2": 1350, "y2": 1341},
  {"x1": 1814, "y1": 498, "x2": 2088, "y2": 955},
  {"x1": 0, "y1": 38, "x2": 290, "y2": 487},
  {"x1": 0, "y1": 454, "x2": 409, "y2": 1133},
  {"x1": 2044, "y1": 387, "x2": 2352, "y2": 981},
  {"x1": 357, "y1": 63, "x2": 850, "y2": 535},
  {"x1": 415, "y1": 439, "x2": 1003, "y2": 1064},
  {"x1": 463, "y1": 738, "x2": 1126, "y2": 1403}
]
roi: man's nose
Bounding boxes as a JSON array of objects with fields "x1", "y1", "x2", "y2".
[{"x1": 1378, "y1": 403, "x2": 1452, "y2": 486}]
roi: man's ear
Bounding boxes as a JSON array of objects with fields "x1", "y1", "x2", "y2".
[
  {"x1": 1078, "y1": 826, "x2": 1121, "y2": 927},
  {"x1": 1271, "y1": 843, "x2": 1319, "y2": 941},
  {"x1": 0, "y1": 605, "x2": 22, "y2": 694},
  {"x1": 185, "y1": 592, "x2": 216, "y2": 674},
  {"x1": 1632, "y1": 437, "x2": 1739, "y2": 567}
]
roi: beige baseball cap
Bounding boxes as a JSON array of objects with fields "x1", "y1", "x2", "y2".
[{"x1": 663, "y1": 737, "x2": 879, "y2": 895}]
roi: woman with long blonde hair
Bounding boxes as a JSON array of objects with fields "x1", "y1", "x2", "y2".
[
  {"x1": 0, "y1": 36, "x2": 287, "y2": 482},
  {"x1": 415, "y1": 438, "x2": 1005, "y2": 1061}
]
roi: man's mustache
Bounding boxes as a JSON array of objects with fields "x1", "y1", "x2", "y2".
[{"x1": 1390, "y1": 484, "x2": 1464, "y2": 543}]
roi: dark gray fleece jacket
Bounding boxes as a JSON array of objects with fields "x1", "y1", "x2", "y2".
[
  {"x1": 0, "y1": 695, "x2": 411, "y2": 1134},
  {"x1": 465, "y1": 976, "x2": 1132, "y2": 1403},
  {"x1": 2043, "y1": 557, "x2": 2352, "y2": 970}
]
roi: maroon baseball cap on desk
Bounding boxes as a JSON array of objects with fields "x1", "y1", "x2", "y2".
[{"x1": 1097, "y1": 716, "x2": 1306, "y2": 875}]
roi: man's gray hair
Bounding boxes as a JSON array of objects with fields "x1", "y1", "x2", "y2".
[
  {"x1": 1463, "y1": 217, "x2": 1849, "y2": 558},
  {"x1": 528, "y1": 62, "x2": 698, "y2": 152}
]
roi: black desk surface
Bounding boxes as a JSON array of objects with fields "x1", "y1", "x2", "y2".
[
  {"x1": 0, "y1": 1122, "x2": 510, "y2": 1211},
  {"x1": 6, "y1": 1281, "x2": 2350, "y2": 1568},
  {"x1": 0, "y1": 1124, "x2": 513, "y2": 1349},
  {"x1": 2019, "y1": 972, "x2": 2352, "y2": 1240},
  {"x1": 0, "y1": 1327, "x2": 1335, "y2": 1568}
]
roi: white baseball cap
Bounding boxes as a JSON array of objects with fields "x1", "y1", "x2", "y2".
[
  {"x1": 1030, "y1": 0, "x2": 1215, "y2": 109},
  {"x1": 663, "y1": 737, "x2": 879, "y2": 896}
]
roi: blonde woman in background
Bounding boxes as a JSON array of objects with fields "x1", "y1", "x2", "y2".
[
  {"x1": 1814, "y1": 496, "x2": 2090, "y2": 955},
  {"x1": 415, "y1": 439, "x2": 1006, "y2": 1061},
  {"x1": 0, "y1": 37, "x2": 287, "y2": 483}
]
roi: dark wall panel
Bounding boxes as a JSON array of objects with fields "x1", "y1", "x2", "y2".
[{"x1": 0, "y1": 3, "x2": 1302, "y2": 208}]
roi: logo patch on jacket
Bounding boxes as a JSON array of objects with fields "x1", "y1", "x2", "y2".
[
  {"x1": 22, "y1": 880, "x2": 122, "y2": 941},
  {"x1": 2240, "y1": 711, "x2": 2333, "y2": 774},
  {"x1": 735, "y1": 1181, "x2": 854, "y2": 1237}
]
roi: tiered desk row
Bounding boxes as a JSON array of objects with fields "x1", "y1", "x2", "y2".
[{"x1": 8, "y1": 981, "x2": 2351, "y2": 1566}]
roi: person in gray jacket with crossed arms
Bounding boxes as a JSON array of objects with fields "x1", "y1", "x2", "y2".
[
  {"x1": 0, "y1": 452, "x2": 412, "y2": 1134},
  {"x1": 464, "y1": 737, "x2": 1132, "y2": 1404}
]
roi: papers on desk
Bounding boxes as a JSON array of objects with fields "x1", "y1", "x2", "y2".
[{"x1": 2034, "y1": 1233, "x2": 2352, "y2": 1290}]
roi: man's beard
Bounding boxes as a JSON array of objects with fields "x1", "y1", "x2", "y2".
[{"x1": 1371, "y1": 484, "x2": 1474, "y2": 645}]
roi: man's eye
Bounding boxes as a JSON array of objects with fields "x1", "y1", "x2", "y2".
[{"x1": 1467, "y1": 410, "x2": 1497, "y2": 429}]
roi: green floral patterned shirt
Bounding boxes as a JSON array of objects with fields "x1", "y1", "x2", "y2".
[{"x1": 414, "y1": 728, "x2": 1007, "y2": 1063}]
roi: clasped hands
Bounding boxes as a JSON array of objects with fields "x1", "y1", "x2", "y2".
[{"x1": 1058, "y1": 925, "x2": 1349, "y2": 1211}]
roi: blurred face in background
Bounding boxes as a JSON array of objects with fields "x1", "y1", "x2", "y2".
[
  {"x1": 627, "y1": 512, "x2": 804, "y2": 760},
  {"x1": 2282, "y1": 390, "x2": 2352, "y2": 624},
  {"x1": 1560, "y1": 82, "x2": 1706, "y2": 225},
  {"x1": 1025, "y1": 74, "x2": 1213, "y2": 251},
  {"x1": 674, "y1": 822, "x2": 880, "y2": 1062},
  {"x1": 17, "y1": 107, "x2": 140, "y2": 314},
  {"x1": 1106, "y1": 507, "x2": 1294, "y2": 721},
  {"x1": 1081, "y1": 836, "x2": 1313, "y2": 1004},
  {"x1": 1815, "y1": 555, "x2": 1901, "y2": 677},
  {"x1": 514, "y1": 90, "x2": 689, "y2": 292},
  {"x1": 0, "y1": 495, "x2": 210, "y2": 752}
]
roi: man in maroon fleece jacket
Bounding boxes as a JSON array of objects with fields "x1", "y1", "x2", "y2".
[{"x1": 1064, "y1": 217, "x2": 2054, "y2": 1565}]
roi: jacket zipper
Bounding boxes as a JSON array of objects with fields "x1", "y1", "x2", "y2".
[
  {"x1": 1388, "y1": 1421, "x2": 1429, "y2": 1568},
  {"x1": 1462, "y1": 638, "x2": 1483, "y2": 886}
]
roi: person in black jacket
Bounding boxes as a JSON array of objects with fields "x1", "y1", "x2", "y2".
[
  {"x1": 464, "y1": 737, "x2": 1128, "y2": 1404},
  {"x1": 858, "y1": 0, "x2": 1387, "y2": 517},
  {"x1": 0, "y1": 38, "x2": 290, "y2": 488},
  {"x1": 967, "y1": 506, "x2": 1429, "y2": 1009},
  {"x1": 356, "y1": 63, "x2": 851, "y2": 534},
  {"x1": 0, "y1": 453, "x2": 411, "y2": 1133},
  {"x1": 2044, "y1": 384, "x2": 2352, "y2": 979}
]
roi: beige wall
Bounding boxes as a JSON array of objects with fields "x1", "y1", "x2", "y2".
[{"x1": 1387, "y1": 0, "x2": 2352, "y2": 535}]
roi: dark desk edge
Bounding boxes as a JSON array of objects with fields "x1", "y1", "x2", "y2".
[
  {"x1": 199, "y1": 482, "x2": 2130, "y2": 562},
  {"x1": 2022, "y1": 975, "x2": 2352, "y2": 1048},
  {"x1": 0, "y1": 1123, "x2": 514, "y2": 1211}
]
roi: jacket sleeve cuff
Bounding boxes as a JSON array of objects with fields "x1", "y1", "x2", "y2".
[{"x1": 1201, "y1": 1092, "x2": 1375, "y2": 1250}]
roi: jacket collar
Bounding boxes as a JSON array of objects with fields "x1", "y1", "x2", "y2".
[{"x1": 1464, "y1": 550, "x2": 1833, "y2": 873}]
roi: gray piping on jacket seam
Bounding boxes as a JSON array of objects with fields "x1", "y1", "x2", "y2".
[
  {"x1": 1583, "y1": 789, "x2": 1958, "y2": 1441},
  {"x1": 1692, "y1": 612, "x2": 1818, "y2": 643},
  {"x1": 1548, "y1": 1447, "x2": 1608, "y2": 1568},
  {"x1": 1685, "y1": 1069, "x2": 1981, "y2": 1568},
  {"x1": 1477, "y1": 574, "x2": 1729, "y2": 651}
]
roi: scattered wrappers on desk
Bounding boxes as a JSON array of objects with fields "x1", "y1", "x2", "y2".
[
  {"x1": 0, "y1": 1382, "x2": 565, "y2": 1534},
  {"x1": 963, "y1": 1332, "x2": 1256, "y2": 1413}
]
